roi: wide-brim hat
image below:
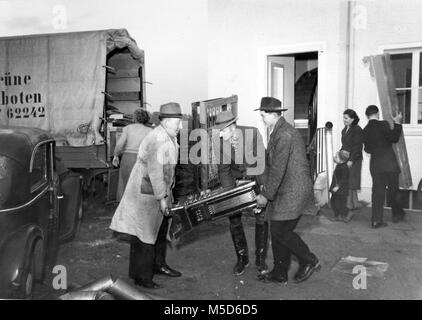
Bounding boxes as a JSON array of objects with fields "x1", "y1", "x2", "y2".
[
  {"x1": 159, "y1": 102, "x2": 183, "y2": 119},
  {"x1": 254, "y1": 97, "x2": 288, "y2": 112},
  {"x1": 214, "y1": 110, "x2": 238, "y2": 130}
]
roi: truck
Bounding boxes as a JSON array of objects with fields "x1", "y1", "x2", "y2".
[{"x1": 0, "y1": 29, "x2": 146, "y2": 200}]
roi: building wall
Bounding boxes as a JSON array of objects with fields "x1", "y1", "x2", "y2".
[
  {"x1": 208, "y1": 0, "x2": 422, "y2": 202},
  {"x1": 208, "y1": 0, "x2": 348, "y2": 140},
  {"x1": 350, "y1": 0, "x2": 422, "y2": 198}
]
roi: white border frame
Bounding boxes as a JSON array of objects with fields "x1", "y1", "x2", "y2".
[{"x1": 378, "y1": 42, "x2": 422, "y2": 54}]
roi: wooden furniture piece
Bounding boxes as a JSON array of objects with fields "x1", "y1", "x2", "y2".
[
  {"x1": 191, "y1": 95, "x2": 238, "y2": 190},
  {"x1": 363, "y1": 54, "x2": 413, "y2": 189}
]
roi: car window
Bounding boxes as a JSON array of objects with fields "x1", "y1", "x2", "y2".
[
  {"x1": 30, "y1": 144, "x2": 48, "y2": 193},
  {"x1": 0, "y1": 155, "x2": 26, "y2": 209},
  {"x1": 0, "y1": 156, "x2": 12, "y2": 208}
]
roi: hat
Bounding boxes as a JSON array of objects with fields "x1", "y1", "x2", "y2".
[
  {"x1": 214, "y1": 111, "x2": 238, "y2": 130},
  {"x1": 254, "y1": 97, "x2": 288, "y2": 112},
  {"x1": 159, "y1": 102, "x2": 183, "y2": 119}
]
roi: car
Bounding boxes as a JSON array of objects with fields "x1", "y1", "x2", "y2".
[{"x1": 0, "y1": 126, "x2": 83, "y2": 299}]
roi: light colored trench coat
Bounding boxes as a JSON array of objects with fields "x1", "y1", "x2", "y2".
[{"x1": 110, "y1": 125, "x2": 178, "y2": 244}]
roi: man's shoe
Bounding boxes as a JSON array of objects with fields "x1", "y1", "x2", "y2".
[
  {"x1": 134, "y1": 279, "x2": 163, "y2": 289},
  {"x1": 154, "y1": 264, "x2": 182, "y2": 277},
  {"x1": 257, "y1": 271, "x2": 288, "y2": 285},
  {"x1": 233, "y1": 257, "x2": 249, "y2": 276},
  {"x1": 371, "y1": 221, "x2": 388, "y2": 229},
  {"x1": 294, "y1": 258, "x2": 321, "y2": 283}
]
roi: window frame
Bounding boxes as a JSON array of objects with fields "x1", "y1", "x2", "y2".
[
  {"x1": 379, "y1": 43, "x2": 422, "y2": 133},
  {"x1": 29, "y1": 142, "x2": 48, "y2": 194}
]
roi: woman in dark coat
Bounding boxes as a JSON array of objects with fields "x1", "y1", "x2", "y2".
[{"x1": 340, "y1": 109, "x2": 363, "y2": 222}]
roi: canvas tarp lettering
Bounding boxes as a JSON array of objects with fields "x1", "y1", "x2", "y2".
[{"x1": 0, "y1": 29, "x2": 142, "y2": 146}]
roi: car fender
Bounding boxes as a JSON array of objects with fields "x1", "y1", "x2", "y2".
[{"x1": 0, "y1": 225, "x2": 44, "y2": 292}]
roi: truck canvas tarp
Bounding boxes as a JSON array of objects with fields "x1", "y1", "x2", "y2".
[{"x1": 0, "y1": 29, "x2": 144, "y2": 167}]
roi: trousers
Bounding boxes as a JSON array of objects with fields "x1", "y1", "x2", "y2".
[
  {"x1": 371, "y1": 171, "x2": 405, "y2": 223},
  {"x1": 128, "y1": 217, "x2": 169, "y2": 282},
  {"x1": 270, "y1": 218, "x2": 316, "y2": 274},
  {"x1": 229, "y1": 211, "x2": 267, "y2": 256},
  {"x1": 331, "y1": 193, "x2": 348, "y2": 217}
]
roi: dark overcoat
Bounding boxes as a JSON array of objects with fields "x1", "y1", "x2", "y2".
[
  {"x1": 362, "y1": 120, "x2": 402, "y2": 175},
  {"x1": 261, "y1": 117, "x2": 314, "y2": 221},
  {"x1": 330, "y1": 163, "x2": 350, "y2": 196},
  {"x1": 341, "y1": 124, "x2": 363, "y2": 190},
  {"x1": 213, "y1": 125, "x2": 266, "y2": 188}
]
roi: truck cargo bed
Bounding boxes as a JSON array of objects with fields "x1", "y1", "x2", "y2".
[{"x1": 55, "y1": 145, "x2": 109, "y2": 169}]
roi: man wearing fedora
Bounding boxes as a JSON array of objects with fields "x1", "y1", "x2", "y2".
[
  {"x1": 110, "y1": 102, "x2": 183, "y2": 289},
  {"x1": 212, "y1": 110, "x2": 267, "y2": 276},
  {"x1": 255, "y1": 97, "x2": 320, "y2": 285}
]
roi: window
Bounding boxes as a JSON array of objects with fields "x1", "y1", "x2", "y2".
[
  {"x1": 0, "y1": 155, "x2": 26, "y2": 209},
  {"x1": 30, "y1": 144, "x2": 47, "y2": 192},
  {"x1": 0, "y1": 156, "x2": 12, "y2": 208},
  {"x1": 387, "y1": 49, "x2": 422, "y2": 125}
]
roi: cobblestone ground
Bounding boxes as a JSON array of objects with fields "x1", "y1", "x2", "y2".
[{"x1": 34, "y1": 186, "x2": 422, "y2": 300}]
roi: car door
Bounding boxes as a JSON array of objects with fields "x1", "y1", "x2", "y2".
[
  {"x1": 30, "y1": 141, "x2": 59, "y2": 273},
  {"x1": 57, "y1": 169, "x2": 83, "y2": 242}
]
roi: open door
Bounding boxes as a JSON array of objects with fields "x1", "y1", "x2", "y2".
[
  {"x1": 267, "y1": 56, "x2": 295, "y2": 125},
  {"x1": 267, "y1": 52, "x2": 318, "y2": 146}
]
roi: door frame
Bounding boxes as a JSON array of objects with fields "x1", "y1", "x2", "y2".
[{"x1": 257, "y1": 42, "x2": 327, "y2": 146}]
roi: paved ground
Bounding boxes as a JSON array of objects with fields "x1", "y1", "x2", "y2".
[{"x1": 34, "y1": 187, "x2": 422, "y2": 300}]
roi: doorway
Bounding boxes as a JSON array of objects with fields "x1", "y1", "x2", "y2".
[{"x1": 267, "y1": 51, "x2": 318, "y2": 147}]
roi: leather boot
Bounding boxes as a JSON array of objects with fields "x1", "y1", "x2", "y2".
[
  {"x1": 255, "y1": 221, "x2": 269, "y2": 275},
  {"x1": 230, "y1": 222, "x2": 249, "y2": 276}
]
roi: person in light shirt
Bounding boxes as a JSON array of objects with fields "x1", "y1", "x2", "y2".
[{"x1": 112, "y1": 109, "x2": 152, "y2": 201}]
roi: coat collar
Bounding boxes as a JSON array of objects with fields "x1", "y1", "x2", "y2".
[
  {"x1": 269, "y1": 116, "x2": 286, "y2": 141},
  {"x1": 367, "y1": 119, "x2": 378, "y2": 125},
  {"x1": 157, "y1": 124, "x2": 179, "y2": 148},
  {"x1": 343, "y1": 125, "x2": 351, "y2": 135}
]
